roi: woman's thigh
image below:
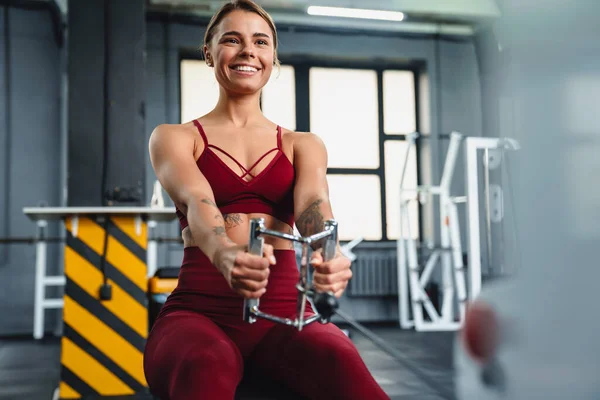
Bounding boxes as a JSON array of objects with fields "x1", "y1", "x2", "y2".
[
  {"x1": 247, "y1": 319, "x2": 390, "y2": 400},
  {"x1": 144, "y1": 310, "x2": 244, "y2": 400}
]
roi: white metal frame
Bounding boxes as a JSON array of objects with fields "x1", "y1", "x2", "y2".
[
  {"x1": 397, "y1": 134, "x2": 520, "y2": 331},
  {"x1": 32, "y1": 219, "x2": 66, "y2": 341},
  {"x1": 464, "y1": 137, "x2": 520, "y2": 300},
  {"x1": 397, "y1": 132, "x2": 467, "y2": 331},
  {"x1": 23, "y1": 207, "x2": 177, "y2": 340}
]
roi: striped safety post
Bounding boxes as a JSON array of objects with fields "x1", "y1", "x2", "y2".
[{"x1": 59, "y1": 216, "x2": 149, "y2": 398}]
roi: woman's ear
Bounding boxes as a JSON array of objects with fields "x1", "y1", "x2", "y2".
[{"x1": 204, "y1": 45, "x2": 212, "y2": 67}]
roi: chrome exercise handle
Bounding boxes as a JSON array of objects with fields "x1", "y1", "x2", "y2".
[
  {"x1": 313, "y1": 220, "x2": 339, "y2": 324},
  {"x1": 243, "y1": 218, "x2": 265, "y2": 324},
  {"x1": 242, "y1": 218, "x2": 339, "y2": 330},
  {"x1": 322, "y1": 220, "x2": 338, "y2": 261}
]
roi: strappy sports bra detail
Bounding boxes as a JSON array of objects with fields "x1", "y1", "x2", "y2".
[
  {"x1": 175, "y1": 120, "x2": 296, "y2": 230},
  {"x1": 195, "y1": 121, "x2": 284, "y2": 182},
  {"x1": 211, "y1": 146, "x2": 279, "y2": 180}
]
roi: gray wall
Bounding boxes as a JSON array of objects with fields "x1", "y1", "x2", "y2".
[
  {"x1": 145, "y1": 19, "x2": 483, "y2": 321},
  {"x1": 0, "y1": 6, "x2": 63, "y2": 336},
  {"x1": 460, "y1": 1, "x2": 600, "y2": 398}
]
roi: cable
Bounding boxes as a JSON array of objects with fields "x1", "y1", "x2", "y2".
[
  {"x1": 100, "y1": 219, "x2": 110, "y2": 287},
  {"x1": 98, "y1": 0, "x2": 112, "y2": 300},
  {"x1": 100, "y1": 0, "x2": 110, "y2": 206},
  {"x1": 96, "y1": 217, "x2": 112, "y2": 301},
  {"x1": 335, "y1": 309, "x2": 455, "y2": 400}
]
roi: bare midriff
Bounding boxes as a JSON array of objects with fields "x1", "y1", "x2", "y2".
[{"x1": 182, "y1": 212, "x2": 294, "y2": 250}]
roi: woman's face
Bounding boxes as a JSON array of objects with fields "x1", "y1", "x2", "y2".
[{"x1": 206, "y1": 10, "x2": 275, "y2": 96}]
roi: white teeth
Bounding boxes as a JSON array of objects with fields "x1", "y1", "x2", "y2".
[{"x1": 233, "y1": 65, "x2": 257, "y2": 72}]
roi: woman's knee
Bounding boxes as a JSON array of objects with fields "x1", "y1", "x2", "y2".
[
  {"x1": 319, "y1": 334, "x2": 363, "y2": 366},
  {"x1": 300, "y1": 324, "x2": 359, "y2": 362},
  {"x1": 165, "y1": 338, "x2": 244, "y2": 399},
  {"x1": 144, "y1": 312, "x2": 244, "y2": 399},
  {"x1": 178, "y1": 338, "x2": 244, "y2": 379}
]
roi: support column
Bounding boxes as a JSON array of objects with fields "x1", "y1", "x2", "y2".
[{"x1": 67, "y1": 0, "x2": 146, "y2": 206}]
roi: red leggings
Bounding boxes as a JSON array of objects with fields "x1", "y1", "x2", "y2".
[{"x1": 143, "y1": 249, "x2": 389, "y2": 400}]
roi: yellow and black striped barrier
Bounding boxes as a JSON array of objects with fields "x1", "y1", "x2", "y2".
[{"x1": 59, "y1": 216, "x2": 149, "y2": 398}]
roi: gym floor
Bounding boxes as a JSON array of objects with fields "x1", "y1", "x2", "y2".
[{"x1": 0, "y1": 324, "x2": 455, "y2": 400}]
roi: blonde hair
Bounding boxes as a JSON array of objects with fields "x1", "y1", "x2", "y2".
[{"x1": 203, "y1": 0, "x2": 280, "y2": 68}]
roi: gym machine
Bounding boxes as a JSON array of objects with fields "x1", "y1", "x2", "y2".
[{"x1": 397, "y1": 132, "x2": 520, "y2": 332}]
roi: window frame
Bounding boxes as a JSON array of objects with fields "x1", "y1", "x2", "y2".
[
  {"x1": 178, "y1": 51, "x2": 423, "y2": 242},
  {"x1": 286, "y1": 57, "x2": 422, "y2": 242}
]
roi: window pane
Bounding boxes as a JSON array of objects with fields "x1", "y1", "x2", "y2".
[
  {"x1": 180, "y1": 60, "x2": 220, "y2": 123},
  {"x1": 385, "y1": 141, "x2": 419, "y2": 239},
  {"x1": 383, "y1": 70, "x2": 416, "y2": 134},
  {"x1": 261, "y1": 65, "x2": 296, "y2": 130},
  {"x1": 310, "y1": 68, "x2": 379, "y2": 169},
  {"x1": 327, "y1": 175, "x2": 382, "y2": 241}
]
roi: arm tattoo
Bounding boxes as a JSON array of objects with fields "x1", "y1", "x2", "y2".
[
  {"x1": 212, "y1": 225, "x2": 227, "y2": 236},
  {"x1": 212, "y1": 225, "x2": 234, "y2": 243},
  {"x1": 222, "y1": 213, "x2": 243, "y2": 229},
  {"x1": 296, "y1": 199, "x2": 324, "y2": 236},
  {"x1": 296, "y1": 199, "x2": 325, "y2": 248}
]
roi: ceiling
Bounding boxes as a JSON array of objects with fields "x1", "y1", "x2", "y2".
[
  {"x1": 42, "y1": 0, "x2": 501, "y2": 37},
  {"x1": 146, "y1": 0, "x2": 502, "y2": 36}
]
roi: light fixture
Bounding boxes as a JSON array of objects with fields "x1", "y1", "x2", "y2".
[{"x1": 306, "y1": 6, "x2": 405, "y2": 22}]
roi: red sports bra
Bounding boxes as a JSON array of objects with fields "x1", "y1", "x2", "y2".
[{"x1": 175, "y1": 120, "x2": 296, "y2": 230}]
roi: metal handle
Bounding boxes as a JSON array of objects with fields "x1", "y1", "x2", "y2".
[
  {"x1": 243, "y1": 218, "x2": 340, "y2": 329},
  {"x1": 322, "y1": 220, "x2": 338, "y2": 261},
  {"x1": 243, "y1": 218, "x2": 264, "y2": 323},
  {"x1": 313, "y1": 220, "x2": 339, "y2": 323}
]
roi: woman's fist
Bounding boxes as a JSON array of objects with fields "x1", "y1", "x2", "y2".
[{"x1": 214, "y1": 243, "x2": 276, "y2": 299}]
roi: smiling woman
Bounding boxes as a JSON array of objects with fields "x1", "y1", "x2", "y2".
[
  {"x1": 202, "y1": 0, "x2": 280, "y2": 96},
  {"x1": 143, "y1": 0, "x2": 389, "y2": 399}
]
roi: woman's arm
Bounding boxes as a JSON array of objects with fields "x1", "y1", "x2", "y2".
[
  {"x1": 293, "y1": 133, "x2": 334, "y2": 242},
  {"x1": 149, "y1": 124, "x2": 234, "y2": 264},
  {"x1": 293, "y1": 133, "x2": 351, "y2": 298}
]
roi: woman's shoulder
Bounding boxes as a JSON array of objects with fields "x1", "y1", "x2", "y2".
[
  {"x1": 280, "y1": 128, "x2": 323, "y2": 145},
  {"x1": 149, "y1": 121, "x2": 204, "y2": 156},
  {"x1": 151, "y1": 121, "x2": 199, "y2": 139},
  {"x1": 278, "y1": 129, "x2": 327, "y2": 165},
  {"x1": 281, "y1": 129, "x2": 326, "y2": 151}
]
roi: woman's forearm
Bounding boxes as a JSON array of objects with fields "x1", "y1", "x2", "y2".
[
  {"x1": 185, "y1": 196, "x2": 235, "y2": 266},
  {"x1": 295, "y1": 197, "x2": 340, "y2": 250}
]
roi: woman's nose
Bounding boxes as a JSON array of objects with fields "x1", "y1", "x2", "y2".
[{"x1": 240, "y1": 44, "x2": 255, "y2": 57}]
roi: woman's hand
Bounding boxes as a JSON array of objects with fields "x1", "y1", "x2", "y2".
[
  {"x1": 311, "y1": 249, "x2": 352, "y2": 298},
  {"x1": 213, "y1": 243, "x2": 276, "y2": 299}
]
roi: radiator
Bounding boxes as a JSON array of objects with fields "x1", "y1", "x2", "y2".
[{"x1": 347, "y1": 247, "x2": 398, "y2": 296}]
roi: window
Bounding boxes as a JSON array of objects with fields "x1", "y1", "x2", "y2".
[
  {"x1": 309, "y1": 68, "x2": 379, "y2": 169},
  {"x1": 180, "y1": 60, "x2": 219, "y2": 123},
  {"x1": 383, "y1": 70, "x2": 416, "y2": 134},
  {"x1": 307, "y1": 66, "x2": 419, "y2": 241},
  {"x1": 261, "y1": 65, "x2": 297, "y2": 130},
  {"x1": 327, "y1": 175, "x2": 382, "y2": 240}
]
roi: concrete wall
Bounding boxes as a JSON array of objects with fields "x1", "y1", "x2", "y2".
[{"x1": 0, "y1": 6, "x2": 63, "y2": 335}]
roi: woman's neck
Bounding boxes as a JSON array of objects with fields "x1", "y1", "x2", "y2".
[{"x1": 212, "y1": 90, "x2": 264, "y2": 128}]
